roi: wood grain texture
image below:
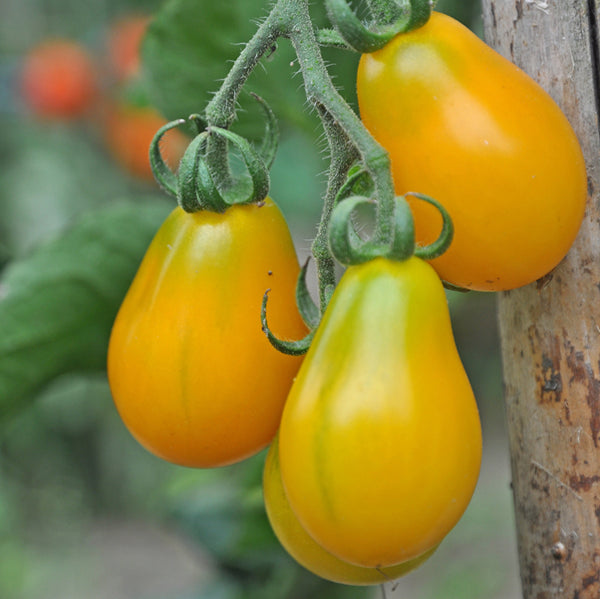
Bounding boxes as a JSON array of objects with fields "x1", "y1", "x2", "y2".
[{"x1": 481, "y1": 1, "x2": 600, "y2": 597}]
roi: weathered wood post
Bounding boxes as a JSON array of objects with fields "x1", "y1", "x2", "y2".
[{"x1": 480, "y1": 1, "x2": 600, "y2": 596}]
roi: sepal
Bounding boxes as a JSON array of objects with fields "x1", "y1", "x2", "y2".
[
  {"x1": 296, "y1": 258, "x2": 321, "y2": 330},
  {"x1": 250, "y1": 93, "x2": 279, "y2": 170},
  {"x1": 150, "y1": 115, "x2": 272, "y2": 213},
  {"x1": 325, "y1": 0, "x2": 434, "y2": 54},
  {"x1": 409, "y1": 192, "x2": 454, "y2": 260},
  {"x1": 261, "y1": 290, "x2": 315, "y2": 356},
  {"x1": 149, "y1": 118, "x2": 186, "y2": 197}
]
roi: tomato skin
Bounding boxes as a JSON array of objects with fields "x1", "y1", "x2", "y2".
[
  {"x1": 278, "y1": 256, "x2": 481, "y2": 567},
  {"x1": 107, "y1": 199, "x2": 307, "y2": 468},
  {"x1": 263, "y1": 437, "x2": 436, "y2": 585},
  {"x1": 20, "y1": 40, "x2": 97, "y2": 119},
  {"x1": 357, "y1": 12, "x2": 587, "y2": 291}
]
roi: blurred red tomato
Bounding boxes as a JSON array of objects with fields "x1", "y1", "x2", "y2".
[
  {"x1": 106, "y1": 14, "x2": 151, "y2": 82},
  {"x1": 20, "y1": 39, "x2": 98, "y2": 119},
  {"x1": 103, "y1": 102, "x2": 188, "y2": 181}
]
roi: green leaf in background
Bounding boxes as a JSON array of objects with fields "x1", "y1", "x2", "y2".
[{"x1": 0, "y1": 200, "x2": 170, "y2": 420}]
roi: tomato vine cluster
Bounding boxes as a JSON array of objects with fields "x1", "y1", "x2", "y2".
[{"x1": 107, "y1": 0, "x2": 586, "y2": 588}]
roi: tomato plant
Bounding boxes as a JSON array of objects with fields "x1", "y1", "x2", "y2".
[
  {"x1": 278, "y1": 256, "x2": 482, "y2": 568},
  {"x1": 263, "y1": 435, "x2": 437, "y2": 585},
  {"x1": 8, "y1": 0, "x2": 581, "y2": 593},
  {"x1": 19, "y1": 39, "x2": 98, "y2": 120},
  {"x1": 107, "y1": 198, "x2": 307, "y2": 468},
  {"x1": 357, "y1": 12, "x2": 587, "y2": 291}
]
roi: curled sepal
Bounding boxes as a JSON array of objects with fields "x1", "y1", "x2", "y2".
[
  {"x1": 332, "y1": 168, "x2": 377, "y2": 258},
  {"x1": 388, "y1": 196, "x2": 416, "y2": 261},
  {"x1": 402, "y1": 0, "x2": 435, "y2": 33},
  {"x1": 296, "y1": 258, "x2": 320, "y2": 330},
  {"x1": 149, "y1": 118, "x2": 186, "y2": 197},
  {"x1": 409, "y1": 192, "x2": 454, "y2": 260},
  {"x1": 250, "y1": 93, "x2": 279, "y2": 170},
  {"x1": 329, "y1": 196, "x2": 389, "y2": 266},
  {"x1": 208, "y1": 126, "x2": 270, "y2": 207},
  {"x1": 325, "y1": 0, "x2": 433, "y2": 54},
  {"x1": 325, "y1": 0, "x2": 396, "y2": 53},
  {"x1": 188, "y1": 113, "x2": 208, "y2": 136},
  {"x1": 261, "y1": 289, "x2": 315, "y2": 356},
  {"x1": 176, "y1": 131, "x2": 225, "y2": 213}
]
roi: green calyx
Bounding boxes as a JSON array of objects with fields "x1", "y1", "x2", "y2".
[
  {"x1": 324, "y1": 0, "x2": 435, "y2": 53},
  {"x1": 328, "y1": 190, "x2": 453, "y2": 266},
  {"x1": 149, "y1": 95, "x2": 278, "y2": 213}
]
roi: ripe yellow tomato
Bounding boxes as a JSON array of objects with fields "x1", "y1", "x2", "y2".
[
  {"x1": 108, "y1": 199, "x2": 307, "y2": 467},
  {"x1": 263, "y1": 437, "x2": 436, "y2": 585},
  {"x1": 357, "y1": 12, "x2": 587, "y2": 291},
  {"x1": 279, "y1": 256, "x2": 481, "y2": 567}
]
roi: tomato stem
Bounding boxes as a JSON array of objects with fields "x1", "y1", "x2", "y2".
[
  {"x1": 204, "y1": 12, "x2": 280, "y2": 190},
  {"x1": 282, "y1": 0, "x2": 399, "y2": 291}
]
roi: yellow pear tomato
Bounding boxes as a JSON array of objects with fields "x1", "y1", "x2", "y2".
[
  {"x1": 357, "y1": 12, "x2": 587, "y2": 291},
  {"x1": 279, "y1": 256, "x2": 482, "y2": 567},
  {"x1": 108, "y1": 199, "x2": 307, "y2": 468},
  {"x1": 263, "y1": 436, "x2": 437, "y2": 585}
]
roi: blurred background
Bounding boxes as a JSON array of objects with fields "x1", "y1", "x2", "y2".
[{"x1": 0, "y1": 0, "x2": 521, "y2": 598}]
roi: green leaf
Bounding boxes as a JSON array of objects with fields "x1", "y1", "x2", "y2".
[
  {"x1": 0, "y1": 200, "x2": 171, "y2": 421},
  {"x1": 141, "y1": 0, "x2": 323, "y2": 138}
]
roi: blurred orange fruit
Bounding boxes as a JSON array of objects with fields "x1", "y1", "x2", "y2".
[
  {"x1": 106, "y1": 14, "x2": 151, "y2": 82},
  {"x1": 20, "y1": 39, "x2": 98, "y2": 119},
  {"x1": 103, "y1": 102, "x2": 188, "y2": 181}
]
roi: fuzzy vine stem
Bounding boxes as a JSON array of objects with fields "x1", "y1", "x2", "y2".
[
  {"x1": 312, "y1": 105, "x2": 359, "y2": 313},
  {"x1": 203, "y1": 12, "x2": 280, "y2": 189},
  {"x1": 281, "y1": 0, "x2": 397, "y2": 258}
]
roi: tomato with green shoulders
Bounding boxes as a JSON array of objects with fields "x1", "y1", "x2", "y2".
[{"x1": 357, "y1": 12, "x2": 587, "y2": 291}]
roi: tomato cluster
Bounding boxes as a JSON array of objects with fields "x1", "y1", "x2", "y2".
[{"x1": 107, "y1": 8, "x2": 586, "y2": 590}]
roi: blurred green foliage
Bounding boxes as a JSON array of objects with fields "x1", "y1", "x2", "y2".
[
  {"x1": 0, "y1": 1, "x2": 519, "y2": 598},
  {"x1": 0, "y1": 201, "x2": 169, "y2": 419}
]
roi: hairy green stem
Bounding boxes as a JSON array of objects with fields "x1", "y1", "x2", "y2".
[
  {"x1": 204, "y1": 13, "x2": 280, "y2": 188},
  {"x1": 281, "y1": 0, "x2": 396, "y2": 255},
  {"x1": 312, "y1": 106, "x2": 359, "y2": 313}
]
